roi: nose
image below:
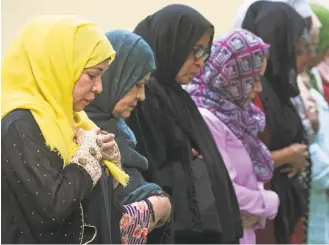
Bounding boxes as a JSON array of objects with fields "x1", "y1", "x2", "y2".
[
  {"x1": 92, "y1": 78, "x2": 103, "y2": 94},
  {"x1": 253, "y1": 80, "x2": 263, "y2": 93},
  {"x1": 137, "y1": 86, "x2": 145, "y2": 102}
]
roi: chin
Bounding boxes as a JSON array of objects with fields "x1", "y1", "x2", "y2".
[
  {"x1": 73, "y1": 107, "x2": 83, "y2": 112},
  {"x1": 73, "y1": 103, "x2": 85, "y2": 112},
  {"x1": 179, "y1": 78, "x2": 193, "y2": 85},
  {"x1": 120, "y1": 111, "x2": 131, "y2": 119}
]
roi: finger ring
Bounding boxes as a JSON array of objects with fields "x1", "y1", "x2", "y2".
[{"x1": 100, "y1": 130, "x2": 109, "y2": 135}]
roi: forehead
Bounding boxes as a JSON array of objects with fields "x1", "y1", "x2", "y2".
[{"x1": 85, "y1": 59, "x2": 109, "y2": 70}]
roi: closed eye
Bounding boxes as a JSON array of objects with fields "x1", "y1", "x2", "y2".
[
  {"x1": 136, "y1": 83, "x2": 144, "y2": 88},
  {"x1": 88, "y1": 74, "x2": 97, "y2": 79}
]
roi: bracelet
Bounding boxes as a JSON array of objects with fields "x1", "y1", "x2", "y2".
[
  {"x1": 144, "y1": 191, "x2": 172, "y2": 228},
  {"x1": 144, "y1": 198, "x2": 156, "y2": 223}
]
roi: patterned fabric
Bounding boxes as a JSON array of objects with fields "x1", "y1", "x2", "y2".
[
  {"x1": 186, "y1": 29, "x2": 273, "y2": 182},
  {"x1": 121, "y1": 200, "x2": 151, "y2": 244},
  {"x1": 70, "y1": 132, "x2": 103, "y2": 186}
]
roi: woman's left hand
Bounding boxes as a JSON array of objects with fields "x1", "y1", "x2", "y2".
[
  {"x1": 97, "y1": 132, "x2": 115, "y2": 151},
  {"x1": 96, "y1": 131, "x2": 120, "y2": 162}
]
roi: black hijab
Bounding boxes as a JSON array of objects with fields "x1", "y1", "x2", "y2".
[
  {"x1": 242, "y1": 2, "x2": 309, "y2": 243},
  {"x1": 242, "y1": 1, "x2": 306, "y2": 101},
  {"x1": 128, "y1": 4, "x2": 242, "y2": 243},
  {"x1": 242, "y1": 1, "x2": 307, "y2": 147},
  {"x1": 85, "y1": 30, "x2": 163, "y2": 204}
]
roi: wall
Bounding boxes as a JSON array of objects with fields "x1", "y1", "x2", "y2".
[{"x1": 1, "y1": 0, "x2": 244, "y2": 56}]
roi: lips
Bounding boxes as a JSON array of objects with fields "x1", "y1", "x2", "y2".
[
  {"x1": 84, "y1": 98, "x2": 94, "y2": 104},
  {"x1": 189, "y1": 71, "x2": 199, "y2": 78}
]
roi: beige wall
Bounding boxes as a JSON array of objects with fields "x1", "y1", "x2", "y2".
[{"x1": 1, "y1": 0, "x2": 244, "y2": 56}]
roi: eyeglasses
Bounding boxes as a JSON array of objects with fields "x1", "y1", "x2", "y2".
[{"x1": 190, "y1": 46, "x2": 209, "y2": 61}]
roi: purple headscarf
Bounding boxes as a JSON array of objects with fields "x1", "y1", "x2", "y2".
[{"x1": 186, "y1": 29, "x2": 273, "y2": 182}]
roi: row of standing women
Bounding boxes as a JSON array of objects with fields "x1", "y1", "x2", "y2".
[{"x1": 2, "y1": 0, "x2": 329, "y2": 244}]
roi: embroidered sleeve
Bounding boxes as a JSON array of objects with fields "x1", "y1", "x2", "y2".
[
  {"x1": 70, "y1": 132, "x2": 102, "y2": 187},
  {"x1": 120, "y1": 200, "x2": 151, "y2": 244}
]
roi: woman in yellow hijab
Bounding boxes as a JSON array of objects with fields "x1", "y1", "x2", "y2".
[{"x1": 1, "y1": 15, "x2": 167, "y2": 244}]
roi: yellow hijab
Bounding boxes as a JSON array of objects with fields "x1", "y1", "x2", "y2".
[{"x1": 2, "y1": 15, "x2": 129, "y2": 186}]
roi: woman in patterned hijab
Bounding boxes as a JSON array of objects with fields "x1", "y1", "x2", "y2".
[{"x1": 186, "y1": 29, "x2": 278, "y2": 244}]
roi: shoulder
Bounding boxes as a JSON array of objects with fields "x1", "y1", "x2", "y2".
[
  {"x1": 198, "y1": 108, "x2": 228, "y2": 136},
  {"x1": 2, "y1": 109, "x2": 42, "y2": 140},
  {"x1": 199, "y1": 108, "x2": 224, "y2": 128}
]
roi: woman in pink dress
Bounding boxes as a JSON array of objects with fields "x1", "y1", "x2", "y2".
[{"x1": 186, "y1": 29, "x2": 279, "y2": 244}]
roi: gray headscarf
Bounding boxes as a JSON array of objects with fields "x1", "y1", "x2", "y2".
[
  {"x1": 85, "y1": 29, "x2": 155, "y2": 131},
  {"x1": 85, "y1": 30, "x2": 159, "y2": 204}
]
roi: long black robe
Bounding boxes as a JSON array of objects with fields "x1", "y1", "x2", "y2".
[
  {"x1": 1, "y1": 109, "x2": 122, "y2": 244},
  {"x1": 127, "y1": 4, "x2": 243, "y2": 244}
]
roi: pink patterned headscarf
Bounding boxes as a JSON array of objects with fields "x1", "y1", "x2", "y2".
[{"x1": 186, "y1": 29, "x2": 274, "y2": 182}]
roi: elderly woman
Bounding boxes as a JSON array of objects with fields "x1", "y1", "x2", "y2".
[
  {"x1": 85, "y1": 29, "x2": 171, "y2": 217},
  {"x1": 127, "y1": 4, "x2": 243, "y2": 244},
  {"x1": 1, "y1": 16, "x2": 169, "y2": 244},
  {"x1": 186, "y1": 29, "x2": 279, "y2": 244}
]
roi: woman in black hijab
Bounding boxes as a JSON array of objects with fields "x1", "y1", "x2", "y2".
[
  {"x1": 127, "y1": 4, "x2": 243, "y2": 244},
  {"x1": 242, "y1": 1, "x2": 311, "y2": 243}
]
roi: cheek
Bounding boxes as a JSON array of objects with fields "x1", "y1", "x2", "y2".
[
  {"x1": 113, "y1": 94, "x2": 136, "y2": 114},
  {"x1": 296, "y1": 55, "x2": 307, "y2": 73},
  {"x1": 73, "y1": 77, "x2": 93, "y2": 100},
  {"x1": 177, "y1": 60, "x2": 194, "y2": 77}
]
